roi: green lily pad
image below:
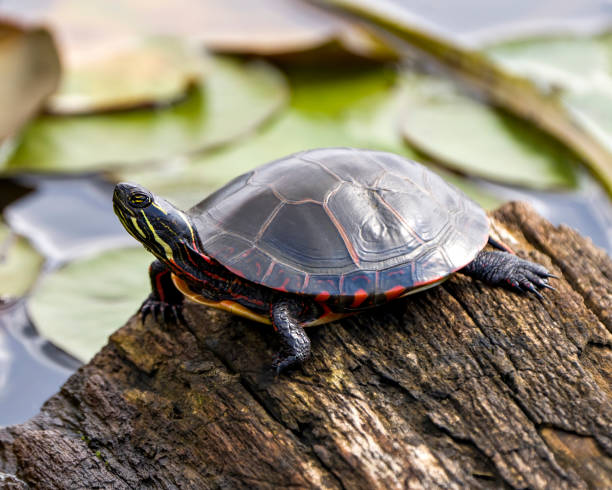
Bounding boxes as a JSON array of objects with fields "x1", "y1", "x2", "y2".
[
  {"x1": 485, "y1": 33, "x2": 612, "y2": 158},
  {"x1": 29, "y1": 246, "x2": 151, "y2": 362},
  {"x1": 119, "y1": 65, "x2": 500, "y2": 210},
  {"x1": 48, "y1": 38, "x2": 208, "y2": 114},
  {"x1": 0, "y1": 221, "x2": 44, "y2": 299},
  {"x1": 484, "y1": 35, "x2": 610, "y2": 94},
  {"x1": 118, "y1": 65, "x2": 412, "y2": 207},
  {"x1": 317, "y1": 0, "x2": 612, "y2": 197},
  {"x1": 0, "y1": 21, "x2": 60, "y2": 142},
  {"x1": 4, "y1": 56, "x2": 288, "y2": 173},
  {"x1": 400, "y1": 74, "x2": 577, "y2": 189}
]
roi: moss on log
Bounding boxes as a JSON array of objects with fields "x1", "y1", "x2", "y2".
[{"x1": 1, "y1": 202, "x2": 611, "y2": 489}]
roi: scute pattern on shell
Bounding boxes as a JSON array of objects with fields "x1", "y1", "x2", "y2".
[{"x1": 190, "y1": 148, "x2": 489, "y2": 299}]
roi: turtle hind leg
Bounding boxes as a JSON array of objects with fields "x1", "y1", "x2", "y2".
[
  {"x1": 487, "y1": 236, "x2": 514, "y2": 253},
  {"x1": 141, "y1": 260, "x2": 185, "y2": 325},
  {"x1": 270, "y1": 299, "x2": 311, "y2": 373},
  {"x1": 461, "y1": 251, "x2": 556, "y2": 298}
]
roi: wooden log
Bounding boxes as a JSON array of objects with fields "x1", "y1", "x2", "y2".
[{"x1": 0, "y1": 202, "x2": 611, "y2": 489}]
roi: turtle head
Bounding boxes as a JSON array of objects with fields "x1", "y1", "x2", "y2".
[{"x1": 113, "y1": 183, "x2": 211, "y2": 272}]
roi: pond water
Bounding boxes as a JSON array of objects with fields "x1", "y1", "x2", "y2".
[{"x1": 1, "y1": 2, "x2": 612, "y2": 427}]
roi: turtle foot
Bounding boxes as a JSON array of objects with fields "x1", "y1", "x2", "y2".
[
  {"x1": 462, "y1": 251, "x2": 556, "y2": 298},
  {"x1": 140, "y1": 293, "x2": 186, "y2": 325},
  {"x1": 271, "y1": 352, "x2": 307, "y2": 375}
]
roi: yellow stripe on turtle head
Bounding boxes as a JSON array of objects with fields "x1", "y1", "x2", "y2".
[
  {"x1": 151, "y1": 202, "x2": 168, "y2": 215},
  {"x1": 142, "y1": 211, "x2": 175, "y2": 261},
  {"x1": 129, "y1": 216, "x2": 147, "y2": 241}
]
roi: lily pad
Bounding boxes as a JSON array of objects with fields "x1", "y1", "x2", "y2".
[
  {"x1": 0, "y1": 21, "x2": 60, "y2": 141},
  {"x1": 484, "y1": 35, "x2": 610, "y2": 94},
  {"x1": 4, "y1": 56, "x2": 288, "y2": 173},
  {"x1": 485, "y1": 33, "x2": 612, "y2": 157},
  {"x1": 400, "y1": 74, "x2": 577, "y2": 189},
  {"x1": 0, "y1": 221, "x2": 44, "y2": 299},
  {"x1": 28, "y1": 246, "x2": 151, "y2": 362},
  {"x1": 119, "y1": 65, "x2": 501, "y2": 210},
  {"x1": 118, "y1": 65, "x2": 411, "y2": 207},
  {"x1": 48, "y1": 38, "x2": 208, "y2": 114},
  {"x1": 318, "y1": 0, "x2": 612, "y2": 197}
]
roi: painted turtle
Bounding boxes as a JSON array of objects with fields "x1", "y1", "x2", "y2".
[{"x1": 113, "y1": 148, "x2": 554, "y2": 371}]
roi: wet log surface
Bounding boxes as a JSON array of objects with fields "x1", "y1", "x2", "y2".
[{"x1": 1, "y1": 202, "x2": 611, "y2": 489}]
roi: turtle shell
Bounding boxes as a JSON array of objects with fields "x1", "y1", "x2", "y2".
[{"x1": 190, "y1": 148, "x2": 489, "y2": 303}]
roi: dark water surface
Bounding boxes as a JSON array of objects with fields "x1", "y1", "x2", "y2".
[{"x1": 1, "y1": 1, "x2": 612, "y2": 427}]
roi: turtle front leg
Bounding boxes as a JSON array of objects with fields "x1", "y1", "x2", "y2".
[
  {"x1": 461, "y1": 250, "x2": 555, "y2": 298},
  {"x1": 270, "y1": 299, "x2": 311, "y2": 373},
  {"x1": 141, "y1": 260, "x2": 185, "y2": 324}
]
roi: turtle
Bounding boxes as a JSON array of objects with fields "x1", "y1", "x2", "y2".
[{"x1": 113, "y1": 148, "x2": 554, "y2": 372}]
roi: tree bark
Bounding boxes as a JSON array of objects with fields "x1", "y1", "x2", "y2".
[{"x1": 1, "y1": 202, "x2": 611, "y2": 489}]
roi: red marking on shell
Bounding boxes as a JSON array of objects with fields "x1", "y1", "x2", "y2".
[
  {"x1": 225, "y1": 264, "x2": 246, "y2": 279},
  {"x1": 303, "y1": 274, "x2": 310, "y2": 290},
  {"x1": 278, "y1": 278, "x2": 290, "y2": 292},
  {"x1": 351, "y1": 289, "x2": 368, "y2": 308},
  {"x1": 315, "y1": 291, "x2": 330, "y2": 303},
  {"x1": 255, "y1": 262, "x2": 262, "y2": 277},
  {"x1": 413, "y1": 275, "x2": 444, "y2": 287},
  {"x1": 261, "y1": 261, "x2": 275, "y2": 282},
  {"x1": 385, "y1": 285, "x2": 405, "y2": 301},
  {"x1": 349, "y1": 274, "x2": 371, "y2": 284}
]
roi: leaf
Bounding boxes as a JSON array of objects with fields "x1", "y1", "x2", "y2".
[
  {"x1": 3, "y1": 57, "x2": 288, "y2": 173},
  {"x1": 118, "y1": 65, "x2": 501, "y2": 210},
  {"x1": 400, "y1": 74, "x2": 577, "y2": 188},
  {"x1": 0, "y1": 21, "x2": 60, "y2": 142},
  {"x1": 28, "y1": 247, "x2": 151, "y2": 362},
  {"x1": 47, "y1": 38, "x2": 208, "y2": 114},
  {"x1": 316, "y1": 0, "x2": 612, "y2": 197},
  {"x1": 485, "y1": 33, "x2": 612, "y2": 160},
  {"x1": 484, "y1": 35, "x2": 609, "y2": 93},
  {"x1": 0, "y1": 221, "x2": 44, "y2": 299}
]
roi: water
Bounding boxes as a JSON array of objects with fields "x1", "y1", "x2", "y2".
[{"x1": 0, "y1": 301, "x2": 80, "y2": 426}]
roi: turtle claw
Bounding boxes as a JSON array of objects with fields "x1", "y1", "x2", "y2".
[
  {"x1": 463, "y1": 251, "x2": 557, "y2": 299},
  {"x1": 522, "y1": 281, "x2": 543, "y2": 299},
  {"x1": 140, "y1": 294, "x2": 186, "y2": 326},
  {"x1": 503, "y1": 256, "x2": 556, "y2": 298}
]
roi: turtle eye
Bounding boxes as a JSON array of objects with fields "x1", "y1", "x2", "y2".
[{"x1": 128, "y1": 192, "x2": 152, "y2": 208}]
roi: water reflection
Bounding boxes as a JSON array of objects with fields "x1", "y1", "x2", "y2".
[
  {"x1": 0, "y1": 328, "x2": 10, "y2": 401},
  {"x1": 480, "y1": 170, "x2": 612, "y2": 254},
  {"x1": 0, "y1": 301, "x2": 80, "y2": 426},
  {"x1": 4, "y1": 176, "x2": 133, "y2": 266}
]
